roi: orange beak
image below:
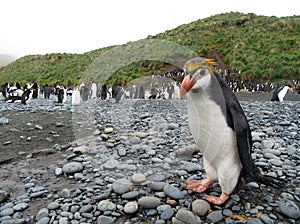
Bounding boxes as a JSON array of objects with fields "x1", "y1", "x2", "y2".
[{"x1": 180, "y1": 75, "x2": 197, "y2": 97}]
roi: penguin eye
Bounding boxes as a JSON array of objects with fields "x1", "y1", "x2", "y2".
[{"x1": 198, "y1": 68, "x2": 209, "y2": 76}]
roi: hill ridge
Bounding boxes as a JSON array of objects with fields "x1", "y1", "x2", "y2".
[{"x1": 0, "y1": 12, "x2": 299, "y2": 86}]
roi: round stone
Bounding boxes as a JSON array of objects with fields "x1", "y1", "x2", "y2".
[
  {"x1": 62, "y1": 162, "x2": 83, "y2": 174},
  {"x1": 192, "y1": 199, "x2": 211, "y2": 216},
  {"x1": 138, "y1": 196, "x2": 161, "y2": 209},
  {"x1": 131, "y1": 173, "x2": 146, "y2": 184},
  {"x1": 112, "y1": 178, "x2": 133, "y2": 194},
  {"x1": 124, "y1": 201, "x2": 138, "y2": 214}
]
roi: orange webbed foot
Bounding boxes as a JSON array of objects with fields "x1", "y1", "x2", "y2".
[
  {"x1": 202, "y1": 192, "x2": 229, "y2": 205},
  {"x1": 183, "y1": 179, "x2": 214, "y2": 193}
]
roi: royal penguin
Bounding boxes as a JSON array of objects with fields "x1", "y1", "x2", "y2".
[
  {"x1": 180, "y1": 57, "x2": 282, "y2": 205},
  {"x1": 271, "y1": 85, "x2": 293, "y2": 102}
]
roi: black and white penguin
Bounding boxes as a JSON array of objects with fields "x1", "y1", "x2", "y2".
[
  {"x1": 112, "y1": 86, "x2": 124, "y2": 103},
  {"x1": 271, "y1": 85, "x2": 293, "y2": 102},
  {"x1": 57, "y1": 88, "x2": 64, "y2": 103},
  {"x1": 21, "y1": 89, "x2": 33, "y2": 105},
  {"x1": 180, "y1": 57, "x2": 282, "y2": 205},
  {"x1": 101, "y1": 84, "x2": 109, "y2": 100}
]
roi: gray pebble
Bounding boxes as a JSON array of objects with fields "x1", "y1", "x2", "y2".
[
  {"x1": 164, "y1": 184, "x2": 184, "y2": 200},
  {"x1": 206, "y1": 210, "x2": 223, "y2": 223},
  {"x1": 173, "y1": 209, "x2": 201, "y2": 224},
  {"x1": 47, "y1": 201, "x2": 60, "y2": 210},
  {"x1": 36, "y1": 217, "x2": 50, "y2": 224},
  {"x1": 192, "y1": 199, "x2": 210, "y2": 216},
  {"x1": 97, "y1": 215, "x2": 114, "y2": 224},
  {"x1": 112, "y1": 178, "x2": 133, "y2": 194},
  {"x1": 97, "y1": 200, "x2": 116, "y2": 211},
  {"x1": 278, "y1": 199, "x2": 300, "y2": 219},
  {"x1": 35, "y1": 208, "x2": 49, "y2": 221},
  {"x1": 124, "y1": 201, "x2": 138, "y2": 214},
  {"x1": 13, "y1": 203, "x2": 28, "y2": 212},
  {"x1": 62, "y1": 162, "x2": 83, "y2": 174},
  {"x1": 138, "y1": 196, "x2": 161, "y2": 209}
]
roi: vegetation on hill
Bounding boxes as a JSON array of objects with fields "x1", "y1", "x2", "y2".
[{"x1": 0, "y1": 12, "x2": 299, "y2": 86}]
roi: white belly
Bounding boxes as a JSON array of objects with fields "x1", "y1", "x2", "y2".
[{"x1": 187, "y1": 89, "x2": 241, "y2": 170}]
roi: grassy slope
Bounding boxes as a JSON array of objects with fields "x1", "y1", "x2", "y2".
[{"x1": 0, "y1": 12, "x2": 299, "y2": 86}]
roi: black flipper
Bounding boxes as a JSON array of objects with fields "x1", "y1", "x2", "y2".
[{"x1": 216, "y1": 76, "x2": 283, "y2": 188}]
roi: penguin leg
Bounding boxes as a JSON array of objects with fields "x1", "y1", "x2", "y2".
[
  {"x1": 202, "y1": 157, "x2": 241, "y2": 205},
  {"x1": 184, "y1": 158, "x2": 217, "y2": 193},
  {"x1": 202, "y1": 192, "x2": 229, "y2": 205},
  {"x1": 183, "y1": 179, "x2": 214, "y2": 193}
]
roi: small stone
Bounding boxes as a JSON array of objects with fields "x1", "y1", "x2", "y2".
[
  {"x1": 35, "y1": 208, "x2": 49, "y2": 221},
  {"x1": 36, "y1": 217, "x2": 50, "y2": 224},
  {"x1": 135, "y1": 132, "x2": 149, "y2": 138},
  {"x1": 150, "y1": 182, "x2": 166, "y2": 191},
  {"x1": 79, "y1": 205, "x2": 93, "y2": 213},
  {"x1": 207, "y1": 210, "x2": 223, "y2": 223},
  {"x1": 55, "y1": 168, "x2": 63, "y2": 176},
  {"x1": 97, "y1": 200, "x2": 116, "y2": 211},
  {"x1": 173, "y1": 209, "x2": 201, "y2": 224},
  {"x1": 47, "y1": 202, "x2": 60, "y2": 210},
  {"x1": 130, "y1": 136, "x2": 141, "y2": 144},
  {"x1": 60, "y1": 188, "x2": 71, "y2": 198},
  {"x1": 182, "y1": 162, "x2": 202, "y2": 172},
  {"x1": 35, "y1": 124, "x2": 43, "y2": 130},
  {"x1": 278, "y1": 199, "x2": 300, "y2": 219},
  {"x1": 124, "y1": 201, "x2": 138, "y2": 214},
  {"x1": 0, "y1": 117, "x2": 10, "y2": 125},
  {"x1": 138, "y1": 196, "x2": 161, "y2": 209},
  {"x1": 261, "y1": 139, "x2": 275, "y2": 149},
  {"x1": 62, "y1": 162, "x2": 83, "y2": 174},
  {"x1": 103, "y1": 160, "x2": 119, "y2": 170},
  {"x1": 97, "y1": 215, "x2": 114, "y2": 224},
  {"x1": 13, "y1": 202, "x2": 28, "y2": 211},
  {"x1": 0, "y1": 208, "x2": 14, "y2": 216},
  {"x1": 164, "y1": 184, "x2": 184, "y2": 200},
  {"x1": 192, "y1": 199, "x2": 211, "y2": 216},
  {"x1": 157, "y1": 204, "x2": 174, "y2": 220},
  {"x1": 131, "y1": 173, "x2": 146, "y2": 184},
  {"x1": 104, "y1": 127, "x2": 114, "y2": 134},
  {"x1": 112, "y1": 178, "x2": 133, "y2": 194},
  {"x1": 122, "y1": 191, "x2": 140, "y2": 199}
]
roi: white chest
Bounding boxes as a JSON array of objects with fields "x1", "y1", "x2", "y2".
[{"x1": 187, "y1": 89, "x2": 238, "y2": 163}]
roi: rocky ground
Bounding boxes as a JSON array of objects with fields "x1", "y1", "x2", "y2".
[{"x1": 0, "y1": 92, "x2": 299, "y2": 224}]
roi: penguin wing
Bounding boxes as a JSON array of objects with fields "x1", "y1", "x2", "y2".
[{"x1": 217, "y1": 76, "x2": 256, "y2": 175}]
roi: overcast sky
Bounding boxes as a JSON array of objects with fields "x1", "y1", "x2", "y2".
[{"x1": 1, "y1": 0, "x2": 298, "y2": 58}]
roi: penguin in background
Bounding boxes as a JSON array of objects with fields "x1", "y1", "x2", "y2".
[
  {"x1": 271, "y1": 84, "x2": 293, "y2": 102},
  {"x1": 57, "y1": 87, "x2": 64, "y2": 103},
  {"x1": 72, "y1": 86, "x2": 81, "y2": 106},
  {"x1": 101, "y1": 84, "x2": 109, "y2": 100},
  {"x1": 21, "y1": 89, "x2": 33, "y2": 105},
  {"x1": 180, "y1": 57, "x2": 283, "y2": 205},
  {"x1": 90, "y1": 82, "x2": 98, "y2": 99},
  {"x1": 62, "y1": 86, "x2": 68, "y2": 103},
  {"x1": 112, "y1": 86, "x2": 125, "y2": 103},
  {"x1": 31, "y1": 83, "x2": 39, "y2": 99}
]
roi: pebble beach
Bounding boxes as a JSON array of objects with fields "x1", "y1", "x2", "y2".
[{"x1": 0, "y1": 92, "x2": 299, "y2": 224}]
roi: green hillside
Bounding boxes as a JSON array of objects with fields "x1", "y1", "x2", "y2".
[{"x1": 0, "y1": 12, "x2": 299, "y2": 86}]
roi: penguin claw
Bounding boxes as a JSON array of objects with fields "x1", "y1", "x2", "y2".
[
  {"x1": 183, "y1": 179, "x2": 214, "y2": 193},
  {"x1": 202, "y1": 193, "x2": 229, "y2": 205}
]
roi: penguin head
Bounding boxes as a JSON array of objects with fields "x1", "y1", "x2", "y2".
[{"x1": 180, "y1": 57, "x2": 217, "y2": 96}]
